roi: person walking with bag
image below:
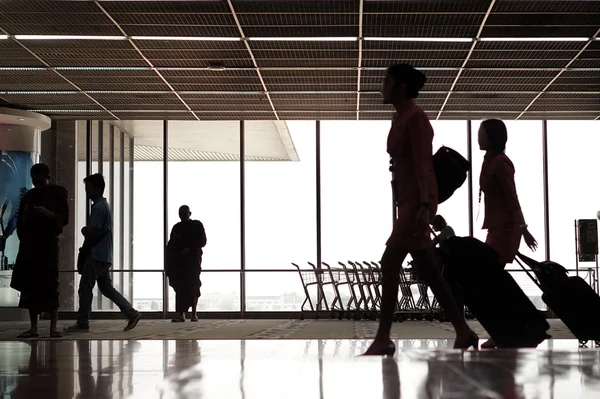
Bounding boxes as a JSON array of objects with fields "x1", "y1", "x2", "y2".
[
  {"x1": 362, "y1": 64, "x2": 477, "y2": 355},
  {"x1": 477, "y1": 119, "x2": 538, "y2": 348},
  {"x1": 64, "y1": 173, "x2": 141, "y2": 333}
]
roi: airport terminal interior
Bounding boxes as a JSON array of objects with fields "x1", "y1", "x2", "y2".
[{"x1": 1, "y1": 0, "x2": 600, "y2": 397}]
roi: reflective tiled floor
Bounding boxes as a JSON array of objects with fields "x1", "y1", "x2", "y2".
[{"x1": 1, "y1": 339, "x2": 599, "y2": 398}]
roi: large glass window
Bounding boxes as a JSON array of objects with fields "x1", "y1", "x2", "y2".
[
  {"x1": 166, "y1": 121, "x2": 241, "y2": 312},
  {"x1": 548, "y1": 121, "x2": 600, "y2": 276},
  {"x1": 321, "y1": 121, "x2": 391, "y2": 263},
  {"x1": 470, "y1": 120, "x2": 545, "y2": 307},
  {"x1": 244, "y1": 121, "x2": 316, "y2": 311},
  {"x1": 132, "y1": 123, "x2": 164, "y2": 310}
]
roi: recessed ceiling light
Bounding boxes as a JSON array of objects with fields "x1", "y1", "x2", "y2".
[
  {"x1": 207, "y1": 62, "x2": 226, "y2": 71},
  {"x1": 249, "y1": 37, "x2": 358, "y2": 42},
  {"x1": 479, "y1": 37, "x2": 589, "y2": 42},
  {"x1": 130, "y1": 36, "x2": 240, "y2": 41},
  {"x1": 15, "y1": 35, "x2": 126, "y2": 41},
  {"x1": 364, "y1": 37, "x2": 473, "y2": 43}
]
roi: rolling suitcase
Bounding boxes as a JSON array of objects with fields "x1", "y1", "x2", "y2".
[
  {"x1": 439, "y1": 236, "x2": 550, "y2": 348},
  {"x1": 516, "y1": 253, "x2": 600, "y2": 346}
]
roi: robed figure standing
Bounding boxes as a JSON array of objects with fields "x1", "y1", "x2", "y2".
[
  {"x1": 12, "y1": 164, "x2": 69, "y2": 338},
  {"x1": 166, "y1": 205, "x2": 207, "y2": 322}
]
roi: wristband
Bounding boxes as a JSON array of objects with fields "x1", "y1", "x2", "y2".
[{"x1": 519, "y1": 223, "x2": 528, "y2": 229}]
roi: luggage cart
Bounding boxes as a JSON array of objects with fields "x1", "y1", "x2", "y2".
[
  {"x1": 293, "y1": 262, "x2": 329, "y2": 320},
  {"x1": 338, "y1": 262, "x2": 363, "y2": 320},
  {"x1": 349, "y1": 261, "x2": 378, "y2": 320},
  {"x1": 322, "y1": 262, "x2": 347, "y2": 320}
]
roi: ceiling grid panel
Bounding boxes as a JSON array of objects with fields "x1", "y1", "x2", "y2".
[
  {"x1": 92, "y1": 0, "x2": 200, "y2": 120},
  {"x1": 436, "y1": 0, "x2": 497, "y2": 120},
  {"x1": 516, "y1": 27, "x2": 600, "y2": 119},
  {"x1": 225, "y1": 0, "x2": 278, "y2": 120},
  {"x1": 356, "y1": 0, "x2": 364, "y2": 120}
]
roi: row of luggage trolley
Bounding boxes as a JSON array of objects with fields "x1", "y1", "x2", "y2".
[{"x1": 292, "y1": 261, "x2": 469, "y2": 322}]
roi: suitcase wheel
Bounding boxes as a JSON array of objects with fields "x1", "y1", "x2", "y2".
[
  {"x1": 579, "y1": 340, "x2": 589, "y2": 347},
  {"x1": 595, "y1": 340, "x2": 600, "y2": 347}
]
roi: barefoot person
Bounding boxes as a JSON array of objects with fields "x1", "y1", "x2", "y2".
[
  {"x1": 12, "y1": 164, "x2": 69, "y2": 338},
  {"x1": 65, "y1": 173, "x2": 141, "y2": 333},
  {"x1": 166, "y1": 205, "x2": 207, "y2": 322},
  {"x1": 477, "y1": 119, "x2": 538, "y2": 348},
  {"x1": 363, "y1": 64, "x2": 478, "y2": 355}
]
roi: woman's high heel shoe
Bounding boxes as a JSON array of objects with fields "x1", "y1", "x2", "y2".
[
  {"x1": 454, "y1": 332, "x2": 479, "y2": 350},
  {"x1": 362, "y1": 340, "x2": 396, "y2": 356}
]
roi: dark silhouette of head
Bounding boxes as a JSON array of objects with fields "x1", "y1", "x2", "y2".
[
  {"x1": 30, "y1": 163, "x2": 51, "y2": 188},
  {"x1": 381, "y1": 63, "x2": 427, "y2": 105},
  {"x1": 179, "y1": 205, "x2": 191, "y2": 222},
  {"x1": 479, "y1": 119, "x2": 508, "y2": 153},
  {"x1": 432, "y1": 215, "x2": 447, "y2": 232},
  {"x1": 83, "y1": 173, "x2": 105, "y2": 201}
]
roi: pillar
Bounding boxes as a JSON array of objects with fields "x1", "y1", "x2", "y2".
[{"x1": 40, "y1": 120, "x2": 78, "y2": 311}]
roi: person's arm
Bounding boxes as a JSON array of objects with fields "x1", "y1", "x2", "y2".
[
  {"x1": 408, "y1": 112, "x2": 434, "y2": 204},
  {"x1": 82, "y1": 205, "x2": 106, "y2": 247},
  {"x1": 495, "y1": 157, "x2": 526, "y2": 226}
]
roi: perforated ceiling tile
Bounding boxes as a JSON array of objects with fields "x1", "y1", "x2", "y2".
[{"x1": 0, "y1": 0, "x2": 598, "y2": 120}]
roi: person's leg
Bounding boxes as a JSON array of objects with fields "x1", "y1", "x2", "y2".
[
  {"x1": 17, "y1": 310, "x2": 40, "y2": 338},
  {"x1": 96, "y1": 263, "x2": 141, "y2": 331},
  {"x1": 411, "y1": 249, "x2": 478, "y2": 349},
  {"x1": 172, "y1": 289, "x2": 186, "y2": 322},
  {"x1": 65, "y1": 259, "x2": 97, "y2": 331},
  {"x1": 363, "y1": 246, "x2": 407, "y2": 355},
  {"x1": 96, "y1": 263, "x2": 138, "y2": 319},
  {"x1": 191, "y1": 297, "x2": 199, "y2": 321}
]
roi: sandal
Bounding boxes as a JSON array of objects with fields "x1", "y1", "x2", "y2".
[
  {"x1": 17, "y1": 331, "x2": 39, "y2": 339},
  {"x1": 50, "y1": 330, "x2": 63, "y2": 338}
]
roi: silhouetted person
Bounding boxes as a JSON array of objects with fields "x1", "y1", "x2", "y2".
[
  {"x1": 65, "y1": 173, "x2": 140, "y2": 333},
  {"x1": 478, "y1": 119, "x2": 537, "y2": 348},
  {"x1": 363, "y1": 64, "x2": 477, "y2": 356},
  {"x1": 12, "y1": 164, "x2": 69, "y2": 338},
  {"x1": 432, "y1": 214, "x2": 455, "y2": 246},
  {"x1": 166, "y1": 205, "x2": 207, "y2": 322}
]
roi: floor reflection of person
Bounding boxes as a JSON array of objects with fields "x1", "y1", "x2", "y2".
[
  {"x1": 363, "y1": 64, "x2": 477, "y2": 355},
  {"x1": 166, "y1": 206, "x2": 207, "y2": 323},
  {"x1": 10, "y1": 341, "x2": 59, "y2": 398},
  {"x1": 12, "y1": 164, "x2": 69, "y2": 338}
]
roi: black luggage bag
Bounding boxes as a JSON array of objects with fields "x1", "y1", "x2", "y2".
[
  {"x1": 439, "y1": 236, "x2": 550, "y2": 348},
  {"x1": 516, "y1": 253, "x2": 600, "y2": 346}
]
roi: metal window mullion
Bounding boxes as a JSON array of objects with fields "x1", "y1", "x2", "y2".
[
  {"x1": 108, "y1": 124, "x2": 115, "y2": 310},
  {"x1": 119, "y1": 129, "x2": 126, "y2": 300},
  {"x1": 162, "y1": 121, "x2": 169, "y2": 318},
  {"x1": 542, "y1": 120, "x2": 550, "y2": 261},
  {"x1": 98, "y1": 121, "x2": 104, "y2": 176},
  {"x1": 128, "y1": 136, "x2": 134, "y2": 302},
  {"x1": 316, "y1": 120, "x2": 322, "y2": 313},
  {"x1": 85, "y1": 120, "x2": 92, "y2": 225},
  {"x1": 467, "y1": 120, "x2": 474, "y2": 237},
  {"x1": 240, "y1": 120, "x2": 246, "y2": 317}
]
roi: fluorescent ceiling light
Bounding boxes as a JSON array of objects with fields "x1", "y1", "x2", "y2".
[
  {"x1": 0, "y1": 35, "x2": 8, "y2": 40},
  {"x1": 364, "y1": 37, "x2": 473, "y2": 43},
  {"x1": 130, "y1": 36, "x2": 240, "y2": 41},
  {"x1": 249, "y1": 37, "x2": 358, "y2": 42},
  {"x1": 15, "y1": 35, "x2": 126, "y2": 40},
  {"x1": 479, "y1": 37, "x2": 589, "y2": 42},
  {"x1": 0, "y1": 91, "x2": 78, "y2": 95}
]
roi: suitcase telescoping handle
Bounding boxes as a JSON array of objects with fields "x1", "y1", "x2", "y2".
[{"x1": 514, "y1": 253, "x2": 543, "y2": 291}]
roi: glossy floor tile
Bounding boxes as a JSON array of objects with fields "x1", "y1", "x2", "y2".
[{"x1": 0, "y1": 339, "x2": 599, "y2": 398}]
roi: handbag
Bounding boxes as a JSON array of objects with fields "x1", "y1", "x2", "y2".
[{"x1": 76, "y1": 229, "x2": 110, "y2": 274}]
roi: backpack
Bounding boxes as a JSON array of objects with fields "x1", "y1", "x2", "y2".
[{"x1": 433, "y1": 146, "x2": 470, "y2": 204}]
